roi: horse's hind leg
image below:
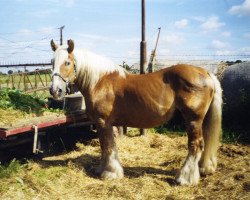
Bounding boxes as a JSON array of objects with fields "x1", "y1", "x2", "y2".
[
  {"x1": 97, "y1": 124, "x2": 124, "y2": 180},
  {"x1": 176, "y1": 118, "x2": 204, "y2": 185}
]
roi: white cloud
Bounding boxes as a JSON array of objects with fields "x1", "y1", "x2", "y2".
[
  {"x1": 201, "y1": 16, "x2": 225, "y2": 31},
  {"x1": 221, "y1": 31, "x2": 231, "y2": 37},
  {"x1": 162, "y1": 34, "x2": 185, "y2": 45},
  {"x1": 192, "y1": 16, "x2": 205, "y2": 22},
  {"x1": 174, "y1": 19, "x2": 188, "y2": 29},
  {"x1": 229, "y1": 0, "x2": 250, "y2": 16},
  {"x1": 211, "y1": 40, "x2": 230, "y2": 49}
]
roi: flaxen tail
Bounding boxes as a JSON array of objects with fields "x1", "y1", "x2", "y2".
[{"x1": 200, "y1": 73, "x2": 222, "y2": 175}]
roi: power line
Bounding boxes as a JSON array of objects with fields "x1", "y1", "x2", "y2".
[
  {"x1": 0, "y1": 34, "x2": 57, "y2": 44},
  {"x1": 0, "y1": 28, "x2": 58, "y2": 36}
]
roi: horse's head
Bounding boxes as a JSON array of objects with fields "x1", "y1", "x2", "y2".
[{"x1": 50, "y1": 39, "x2": 76, "y2": 100}]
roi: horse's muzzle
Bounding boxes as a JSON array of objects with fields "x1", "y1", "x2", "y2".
[{"x1": 49, "y1": 85, "x2": 65, "y2": 100}]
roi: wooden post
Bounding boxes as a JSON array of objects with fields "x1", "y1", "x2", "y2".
[
  {"x1": 35, "y1": 71, "x2": 37, "y2": 89},
  {"x1": 140, "y1": 0, "x2": 147, "y2": 75},
  {"x1": 45, "y1": 70, "x2": 48, "y2": 86},
  {"x1": 23, "y1": 73, "x2": 26, "y2": 91},
  {"x1": 11, "y1": 75, "x2": 14, "y2": 89},
  {"x1": 140, "y1": 0, "x2": 147, "y2": 136}
]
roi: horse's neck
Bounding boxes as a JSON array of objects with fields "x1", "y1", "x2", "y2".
[{"x1": 73, "y1": 49, "x2": 126, "y2": 93}]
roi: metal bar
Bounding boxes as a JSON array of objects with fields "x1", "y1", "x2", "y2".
[
  {"x1": 32, "y1": 125, "x2": 38, "y2": 154},
  {"x1": 0, "y1": 63, "x2": 51, "y2": 68}
]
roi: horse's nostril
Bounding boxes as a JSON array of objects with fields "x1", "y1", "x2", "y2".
[{"x1": 58, "y1": 88, "x2": 62, "y2": 95}]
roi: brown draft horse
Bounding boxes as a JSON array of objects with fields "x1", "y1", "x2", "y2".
[{"x1": 50, "y1": 39, "x2": 222, "y2": 185}]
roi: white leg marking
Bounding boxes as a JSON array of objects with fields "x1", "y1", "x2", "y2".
[
  {"x1": 100, "y1": 150, "x2": 124, "y2": 180},
  {"x1": 176, "y1": 152, "x2": 202, "y2": 185}
]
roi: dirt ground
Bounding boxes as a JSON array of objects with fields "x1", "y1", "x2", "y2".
[{"x1": 0, "y1": 130, "x2": 249, "y2": 200}]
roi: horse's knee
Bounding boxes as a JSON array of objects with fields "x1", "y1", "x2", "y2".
[{"x1": 190, "y1": 138, "x2": 204, "y2": 155}]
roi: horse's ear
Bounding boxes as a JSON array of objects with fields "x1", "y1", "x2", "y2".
[
  {"x1": 67, "y1": 39, "x2": 74, "y2": 54},
  {"x1": 50, "y1": 39, "x2": 58, "y2": 51}
]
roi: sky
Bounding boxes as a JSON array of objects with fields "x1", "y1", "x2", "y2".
[{"x1": 0, "y1": 0, "x2": 250, "y2": 70}]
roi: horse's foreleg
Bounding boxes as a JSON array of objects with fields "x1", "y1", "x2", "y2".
[
  {"x1": 97, "y1": 125, "x2": 124, "y2": 180},
  {"x1": 176, "y1": 120, "x2": 204, "y2": 185}
]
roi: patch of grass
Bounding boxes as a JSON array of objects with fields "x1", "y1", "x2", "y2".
[
  {"x1": 222, "y1": 129, "x2": 246, "y2": 144},
  {"x1": 30, "y1": 165, "x2": 69, "y2": 186},
  {"x1": 154, "y1": 125, "x2": 186, "y2": 137},
  {"x1": 155, "y1": 124, "x2": 244, "y2": 144},
  {"x1": 0, "y1": 159, "x2": 24, "y2": 179}
]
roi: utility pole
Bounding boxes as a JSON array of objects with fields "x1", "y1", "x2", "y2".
[
  {"x1": 59, "y1": 25, "x2": 65, "y2": 45},
  {"x1": 140, "y1": 0, "x2": 147, "y2": 74},
  {"x1": 140, "y1": 0, "x2": 147, "y2": 135},
  {"x1": 148, "y1": 27, "x2": 161, "y2": 73}
]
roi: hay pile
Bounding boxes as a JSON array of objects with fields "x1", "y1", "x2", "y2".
[{"x1": 0, "y1": 130, "x2": 249, "y2": 200}]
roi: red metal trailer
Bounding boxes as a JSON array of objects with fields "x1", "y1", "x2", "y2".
[
  {"x1": 0, "y1": 93, "x2": 94, "y2": 155},
  {"x1": 0, "y1": 111, "x2": 93, "y2": 154}
]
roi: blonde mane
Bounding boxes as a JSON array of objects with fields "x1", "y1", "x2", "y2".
[{"x1": 73, "y1": 48, "x2": 127, "y2": 90}]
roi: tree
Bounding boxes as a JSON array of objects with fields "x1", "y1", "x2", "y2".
[
  {"x1": 8, "y1": 70, "x2": 13, "y2": 74},
  {"x1": 120, "y1": 61, "x2": 132, "y2": 71}
]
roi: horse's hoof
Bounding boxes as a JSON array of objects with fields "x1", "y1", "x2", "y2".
[
  {"x1": 100, "y1": 170, "x2": 124, "y2": 180},
  {"x1": 95, "y1": 166, "x2": 103, "y2": 175},
  {"x1": 199, "y1": 165, "x2": 216, "y2": 175},
  {"x1": 199, "y1": 157, "x2": 217, "y2": 175},
  {"x1": 176, "y1": 166, "x2": 200, "y2": 185},
  {"x1": 175, "y1": 174, "x2": 200, "y2": 186}
]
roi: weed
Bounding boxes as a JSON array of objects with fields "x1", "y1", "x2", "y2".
[
  {"x1": 0, "y1": 88, "x2": 61, "y2": 114},
  {"x1": 0, "y1": 159, "x2": 24, "y2": 179}
]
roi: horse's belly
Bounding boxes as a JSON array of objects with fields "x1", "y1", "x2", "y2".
[{"x1": 113, "y1": 106, "x2": 174, "y2": 128}]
